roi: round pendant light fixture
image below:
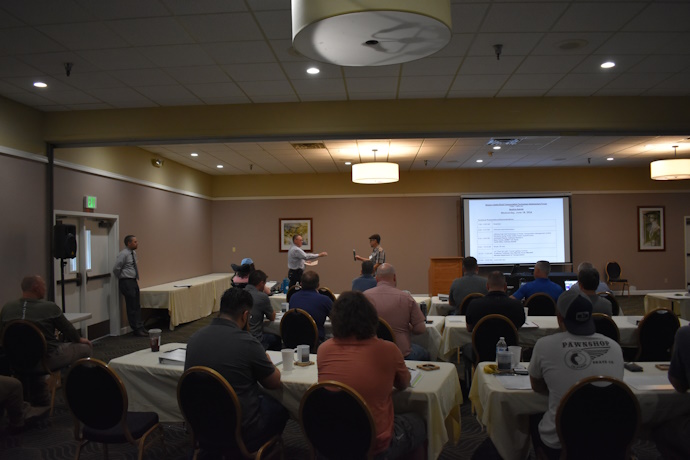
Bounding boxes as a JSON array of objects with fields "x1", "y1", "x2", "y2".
[{"x1": 650, "y1": 146, "x2": 690, "y2": 180}]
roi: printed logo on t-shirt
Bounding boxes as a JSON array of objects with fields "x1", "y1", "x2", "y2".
[{"x1": 562, "y1": 339, "x2": 612, "y2": 370}]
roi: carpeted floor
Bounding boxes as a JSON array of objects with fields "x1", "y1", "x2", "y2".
[{"x1": 0, "y1": 296, "x2": 664, "y2": 459}]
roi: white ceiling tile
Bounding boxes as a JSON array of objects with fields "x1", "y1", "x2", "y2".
[
  {"x1": 551, "y1": 73, "x2": 615, "y2": 91},
  {"x1": 186, "y1": 81, "x2": 244, "y2": 98},
  {"x1": 571, "y1": 55, "x2": 646, "y2": 74},
  {"x1": 649, "y1": 73, "x2": 690, "y2": 91},
  {"x1": 78, "y1": 48, "x2": 155, "y2": 70},
  {"x1": 402, "y1": 57, "x2": 460, "y2": 76},
  {"x1": 450, "y1": 3, "x2": 490, "y2": 34},
  {"x1": 604, "y1": 73, "x2": 674, "y2": 90},
  {"x1": 2, "y1": 91, "x2": 58, "y2": 106},
  {"x1": 447, "y1": 90, "x2": 498, "y2": 98},
  {"x1": 596, "y1": 32, "x2": 677, "y2": 55},
  {"x1": 480, "y1": 3, "x2": 568, "y2": 33},
  {"x1": 246, "y1": 0, "x2": 289, "y2": 12},
  {"x1": 139, "y1": 45, "x2": 216, "y2": 67},
  {"x1": 346, "y1": 77, "x2": 398, "y2": 92},
  {"x1": 468, "y1": 33, "x2": 543, "y2": 56},
  {"x1": 66, "y1": 102, "x2": 112, "y2": 110},
  {"x1": 108, "y1": 17, "x2": 194, "y2": 46},
  {"x1": 0, "y1": 8, "x2": 27, "y2": 28},
  {"x1": 0, "y1": 28, "x2": 65, "y2": 54},
  {"x1": 0, "y1": 79, "x2": 25, "y2": 94},
  {"x1": 344, "y1": 66, "x2": 400, "y2": 78},
  {"x1": 38, "y1": 22, "x2": 128, "y2": 50},
  {"x1": 433, "y1": 34, "x2": 473, "y2": 57},
  {"x1": 0, "y1": 56, "x2": 41, "y2": 77},
  {"x1": 497, "y1": 89, "x2": 549, "y2": 97},
  {"x1": 282, "y1": 61, "x2": 342, "y2": 79},
  {"x1": 254, "y1": 10, "x2": 292, "y2": 40},
  {"x1": 629, "y1": 55, "x2": 690, "y2": 74},
  {"x1": 202, "y1": 41, "x2": 276, "y2": 65},
  {"x1": 593, "y1": 87, "x2": 645, "y2": 96},
  {"x1": 17, "y1": 51, "x2": 100, "y2": 75},
  {"x1": 86, "y1": 87, "x2": 154, "y2": 106},
  {"x1": 399, "y1": 76, "x2": 453, "y2": 92},
  {"x1": 163, "y1": 66, "x2": 231, "y2": 84},
  {"x1": 398, "y1": 91, "x2": 449, "y2": 99},
  {"x1": 292, "y1": 78, "x2": 346, "y2": 96},
  {"x1": 249, "y1": 93, "x2": 299, "y2": 103},
  {"x1": 222, "y1": 63, "x2": 287, "y2": 82},
  {"x1": 3, "y1": 74, "x2": 75, "y2": 92},
  {"x1": 553, "y1": 3, "x2": 646, "y2": 32},
  {"x1": 531, "y1": 33, "x2": 613, "y2": 56},
  {"x1": 268, "y1": 39, "x2": 309, "y2": 62},
  {"x1": 451, "y1": 74, "x2": 509, "y2": 91},
  {"x1": 1, "y1": 0, "x2": 94, "y2": 25},
  {"x1": 161, "y1": 0, "x2": 247, "y2": 15},
  {"x1": 53, "y1": 71, "x2": 125, "y2": 90},
  {"x1": 111, "y1": 68, "x2": 178, "y2": 86},
  {"x1": 134, "y1": 85, "x2": 202, "y2": 105},
  {"x1": 623, "y1": 3, "x2": 690, "y2": 32},
  {"x1": 178, "y1": 13, "x2": 263, "y2": 42},
  {"x1": 458, "y1": 56, "x2": 523, "y2": 75},
  {"x1": 76, "y1": 0, "x2": 171, "y2": 20},
  {"x1": 348, "y1": 91, "x2": 397, "y2": 100},
  {"x1": 516, "y1": 55, "x2": 585, "y2": 74}
]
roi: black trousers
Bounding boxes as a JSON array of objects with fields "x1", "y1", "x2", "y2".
[
  {"x1": 288, "y1": 268, "x2": 303, "y2": 287},
  {"x1": 119, "y1": 278, "x2": 144, "y2": 331}
]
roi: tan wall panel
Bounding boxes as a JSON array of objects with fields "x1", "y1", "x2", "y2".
[{"x1": 0, "y1": 96, "x2": 45, "y2": 154}]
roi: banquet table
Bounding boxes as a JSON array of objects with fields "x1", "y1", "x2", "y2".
[
  {"x1": 264, "y1": 314, "x2": 445, "y2": 360},
  {"x1": 139, "y1": 273, "x2": 232, "y2": 330},
  {"x1": 468, "y1": 361, "x2": 690, "y2": 460},
  {"x1": 269, "y1": 292, "x2": 432, "y2": 313},
  {"x1": 439, "y1": 315, "x2": 690, "y2": 358},
  {"x1": 109, "y1": 342, "x2": 462, "y2": 460},
  {"x1": 429, "y1": 296, "x2": 454, "y2": 316},
  {"x1": 644, "y1": 292, "x2": 690, "y2": 319}
]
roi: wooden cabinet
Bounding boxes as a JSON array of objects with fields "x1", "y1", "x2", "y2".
[{"x1": 428, "y1": 257, "x2": 463, "y2": 296}]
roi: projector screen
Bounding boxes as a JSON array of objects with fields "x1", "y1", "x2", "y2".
[{"x1": 463, "y1": 196, "x2": 571, "y2": 265}]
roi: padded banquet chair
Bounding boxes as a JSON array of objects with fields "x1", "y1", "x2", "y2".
[
  {"x1": 2, "y1": 319, "x2": 62, "y2": 415},
  {"x1": 635, "y1": 308, "x2": 680, "y2": 361},
  {"x1": 64, "y1": 358, "x2": 165, "y2": 460},
  {"x1": 280, "y1": 308, "x2": 319, "y2": 352},
  {"x1": 598, "y1": 291, "x2": 620, "y2": 316},
  {"x1": 556, "y1": 376, "x2": 639, "y2": 460},
  {"x1": 286, "y1": 284, "x2": 302, "y2": 302},
  {"x1": 605, "y1": 261, "x2": 630, "y2": 296},
  {"x1": 471, "y1": 314, "x2": 519, "y2": 364},
  {"x1": 318, "y1": 286, "x2": 336, "y2": 302},
  {"x1": 178, "y1": 366, "x2": 281, "y2": 460},
  {"x1": 458, "y1": 292, "x2": 485, "y2": 316},
  {"x1": 300, "y1": 380, "x2": 376, "y2": 460},
  {"x1": 593, "y1": 313, "x2": 620, "y2": 343},
  {"x1": 376, "y1": 317, "x2": 396, "y2": 343},
  {"x1": 524, "y1": 293, "x2": 556, "y2": 316}
]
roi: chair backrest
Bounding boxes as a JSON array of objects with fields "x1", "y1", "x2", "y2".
[
  {"x1": 557, "y1": 376, "x2": 640, "y2": 460},
  {"x1": 593, "y1": 313, "x2": 620, "y2": 343},
  {"x1": 598, "y1": 291, "x2": 620, "y2": 316},
  {"x1": 280, "y1": 308, "x2": 319, "y2": 351},
  {"x1": 64, "y1": 358, "x2": 127, "y2": 431},
  {"x1": 525, "y1": 293, "x2": 556, "y2": 316},
  {"x1": 376, "y1": 318, "x2": 396, "y2": 343},
  {"x1": 300, "y1": 380, "x2": 376, "y2": 460},
  {"x1": 286, "y1": 284, "x2": 301, "y2": 302},
  {"x1": 459, "y1": 292, "x2": 484, "y2": 316},
  {"x1": 472, "y1": 314, "x2": 519, "y2": 364},
  {"x1": 606, "y1": 261, "x2": 622, "y2": 281},
  {"x1": 318, "y1": 287, "x2": 336, "y2": 302},
  {"x1": 1, "y1": 320, "x2": 50, "y2": 373},
  {"x1": 178, "y1": 366, "x2": 251, "y2": 458},
  {"x1": 636, "y1": 308, "x2": 680, "y2": 361}
]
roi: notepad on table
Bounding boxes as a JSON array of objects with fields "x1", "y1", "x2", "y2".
[{"x1": 159, "y1": 348, "x2": 186, "y2": 365}]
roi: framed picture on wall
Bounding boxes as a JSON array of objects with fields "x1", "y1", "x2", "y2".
[
  {"x1": 279, "y1": 218, "x2": 312, "y2": 252},
  {"x1": 638, "y1": 206, "x2": 665, "y2": 251}
]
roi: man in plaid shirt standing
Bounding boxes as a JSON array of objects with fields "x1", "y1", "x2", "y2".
[{"x1": 356, "y1": 233, "x2": 386, "y2": 272}]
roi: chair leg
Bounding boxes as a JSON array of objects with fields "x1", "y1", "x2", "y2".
[
  {"x1": 104, "y1": 443, "x2": 109, "y2": 460},
  {"x1": 74, "y1": 440, "x2": 87, "y2": 460},
  {"x1": 48, "y1": 371, "x2": 60, "y2": 416}
]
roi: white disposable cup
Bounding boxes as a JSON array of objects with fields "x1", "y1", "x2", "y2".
[
  {"x1": 281, "y1": 302, "x2": 288, "y2": 313},
  {"x1": 148, "y1": 328, "x2": 162, "y2": 352},
  {"x1": 497, "y1": 351, "x2": 512, "y2": 371},
  {"x1": 281, "y1": 349, "x2": 294, "y2": 371},
  {"x1": 296, "y1": 344, "x2": 310, "y2": 363},
  {"x1": 508, "y1": 346, "x2": 522, "y2": 369}
]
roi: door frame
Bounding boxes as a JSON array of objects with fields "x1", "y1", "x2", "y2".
[{"x1": 54, "y1": 210, "x2": 120, "y2": 336}]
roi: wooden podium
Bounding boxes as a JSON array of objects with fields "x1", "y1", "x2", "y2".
[{"x1": 428, "y1": 257, "x2": 463, "y2": 296}]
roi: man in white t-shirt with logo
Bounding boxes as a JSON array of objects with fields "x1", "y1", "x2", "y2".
[{"x1": 528, "y1": 289, "x2": 624, "y2": 459}]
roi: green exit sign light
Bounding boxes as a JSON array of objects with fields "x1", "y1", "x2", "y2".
[{"x1": 84, "y1": 195, "x2": 97, "y2": 209}]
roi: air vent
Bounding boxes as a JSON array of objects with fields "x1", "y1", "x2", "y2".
[
  {"x1": 291, "y1": 142, "x2": 326, "y2": 150},
  {"x1": 487, "y1": 138, "x2": 523, "y2": 146}
]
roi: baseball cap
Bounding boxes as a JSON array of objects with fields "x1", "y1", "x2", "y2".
[
  {"x1": 557, "y1": 289, "x2": 595, "y2": 335},
  {"x1": 231, "y1": 257, "x2": 254, "y2": 272}
]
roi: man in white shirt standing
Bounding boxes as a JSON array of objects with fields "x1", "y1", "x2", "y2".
[
  {"x1": 528, "y1": 289, "x2": 624, "y2": 459},
  {"x1": 287, "y1": 234, "x2": 327, "y2": 287}
]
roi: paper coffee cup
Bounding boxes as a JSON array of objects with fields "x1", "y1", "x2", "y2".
[
  {"x1": 508, "y1": 346, "x2": 522, "y2": 369},
  {"x1": 296, "y1": 344, "x2": 310, "y2": 363},
  {"x1": 281, "y1": 349, "x2": 294, "y2": 371},
  {"x1": 148, "y1": 328, "x2": 162, "y2": 352},
  {"x1": 497, "y1": 351, "x2": 512, "y2": 371}
]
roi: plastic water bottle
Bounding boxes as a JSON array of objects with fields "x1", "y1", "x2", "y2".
[
  {"x1": 281, "y1": 278, "x2": 289, "y2": 293},
  {"x1": 496, "y1": 336, "x2": 508, "y2": 357}
]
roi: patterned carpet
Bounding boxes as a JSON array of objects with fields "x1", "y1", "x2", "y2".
[{"x1": 0, "y1": 296, "x2": 664, "y2": 459}]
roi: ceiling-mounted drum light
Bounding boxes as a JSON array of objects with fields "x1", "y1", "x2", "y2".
[
  {"x1": 292, "y1": 0, "x2": 452, "y2": 67},
  {"x1": 650, "y1": 146, "x2": 690, "y2": 180},
  {"x1": 352, "y1": 162, "x2": 399, "y2": 184}
]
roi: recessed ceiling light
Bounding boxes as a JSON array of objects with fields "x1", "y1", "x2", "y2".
[
  {"x1": 190, "y1": 152, "x2": 198, "y2": 157},
  {"x1": 306, "y1": 67, "x2": 320, "y2": 75},
  {"x1": 33, "y1": 81, "x2": 47, "y2": 88},
  {"x1": 476, "y1": 159, "x2": 483, "y2": 163},
  {"x1": 345, "y1": 161, "x2": 352, "y2": 165},
  {"x1": 601, "y1": 61, "x2": 615, "y2": 69},
  {"x1": 216, "y1": 165, "x2": 223, "y2": 169},
  {"x1": 606, "y1": 157, "x2": 614, "y2": 161},
  {"x1": 493, "y1": 146, "x2": 501, "y2": 150}
]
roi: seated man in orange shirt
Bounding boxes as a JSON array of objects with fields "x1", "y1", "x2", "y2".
[{"x1": 317, "y1": 291, "x2": 426, "y2": 459}]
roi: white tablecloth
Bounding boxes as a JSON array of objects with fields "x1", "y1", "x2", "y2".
[
  {"x1": 439, "y1": 315, "x2": 688, "y2": 358},
  {"x1": 644, "y1": 292, "x2": 690, "y2": 319},
  {"x1": 109, "y1": 342, "x2": 462, "y2": 460},
  {"x1": 429, "y1": 296, "x2": 454, "y2": 316},
  {"x1": 469, "y1": 361, "x2": 690, "y2": 460},
  {"x1": 264, "y1": 315, "x2": 445, "y2": 361},
  {"x1": 140, "y1": 273, "x2": 232, "y2": 329},
  {"x1": 270, "y1": 293, "x2": 432, "y2": 313}
]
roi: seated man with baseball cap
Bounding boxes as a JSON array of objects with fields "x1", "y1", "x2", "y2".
[{"x1": 528, "y1": 289, "x2": 624, "y2": 459}]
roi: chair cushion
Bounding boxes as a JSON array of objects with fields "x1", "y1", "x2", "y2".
[{"x1": 83, "y1": 411, "x2": 158, "y2": 443}]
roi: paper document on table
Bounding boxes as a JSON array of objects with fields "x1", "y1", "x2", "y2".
[
  {"x1": 269, "y1": 353, "x2": 282, "y2": 367},
  {"x1": 446, "y1": 317, "x2": 465, "y2": 323},
  {"x1": 522, "y1": 321, "x2": 539, "y2": 328},
  {"x1": 159, "y1": 348, "x2": 186, "y2": 365},
  {"x1": 438, "y1": 294, "x2": 449, "y2": 301},
  {"x1": 265, "y1": 281, "x2": 277, "y2": 290},
  {"x1": 409, "y1": 369, "x2": 423, "y2": 387},
  {"x1": 496, "y1": 374, "x2": 532, "y2": 390},
  {"x1": 173, "y1": 284, "x2": 192, "y2": 288},
  {"x1": 624, "y1": 374, "x2": 673, "y2": 391}
]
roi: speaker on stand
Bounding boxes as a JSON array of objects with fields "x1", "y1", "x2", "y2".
[{"x1": 54, "y1": 223, "x2": 77, "y2": 313}]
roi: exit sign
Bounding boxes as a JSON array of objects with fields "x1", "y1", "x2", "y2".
[{"x1": 83, "y1": 195, "x2": 97, "y2": 209}]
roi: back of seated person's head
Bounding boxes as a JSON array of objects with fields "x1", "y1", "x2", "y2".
[
  {"x1": 219, "y1": 287, "x2": 253, "y2": 319},
  {"x1": 487, "y1": 270, "x2": 507, "y2": 290},
  {"x1": 375, "y1": 263, "x2": 395, "y2": 281},
  {"x1": 330, "y1": 291, "x2": 378, "y2": 340},
  {"x1": 361, "y1": 260, "x2": 374, "y2": 275},
  {"x1": 462, "y1": 256, "x2": 478, "y2": 272},
  {"x1": 577, "y1": 261, "x2": 594, "y2": 273},
  {"x1": 301, "y1": 271, "x2": 319, "y2": 290},
  {"x1": 535, "y1": 260, "x2": 551, "y2": 275},
  {"x1": 578, "y1": 267, "x2": 600, "y2": 291},
  {"x1": 248, "y1": 269, "x2": 267, "y2": 287}
]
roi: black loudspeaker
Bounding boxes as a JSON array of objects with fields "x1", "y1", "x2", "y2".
[{"x1": 54, "y1": 224, "x2": 77, "y2": 259}]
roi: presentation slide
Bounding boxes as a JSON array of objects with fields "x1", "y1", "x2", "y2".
[{"x1": 463, "y1": 197, "x2": 571, "y2": 265}]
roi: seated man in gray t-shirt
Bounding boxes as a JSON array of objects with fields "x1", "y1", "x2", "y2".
[{"x1": 245, "y1": 270, "x2": 281, "y2": 351}]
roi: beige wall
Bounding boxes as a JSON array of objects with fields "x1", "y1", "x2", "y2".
[{"x1": 0, "y1": 96, "x2": 45, "y2": 155}]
